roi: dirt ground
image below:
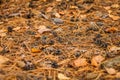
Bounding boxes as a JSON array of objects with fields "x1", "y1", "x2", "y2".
[{"x1": 0, "y1": 0, "x2": 120, "y2": 80}]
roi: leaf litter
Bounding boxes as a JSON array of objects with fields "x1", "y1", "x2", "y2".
[{"x1": 0, "y1": 0, "x2": 120, "y2": 80}]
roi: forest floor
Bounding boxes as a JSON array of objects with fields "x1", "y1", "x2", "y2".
[{"x1": 0, "y1": 0, "x2": 120, "y2": 80}]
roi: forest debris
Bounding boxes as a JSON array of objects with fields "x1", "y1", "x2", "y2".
[
  {"x1": 109, "y1": 46, "x2": 120, "y2": 51},
  {"x1": 73, "y1": 58, "x2": 88, "y2": 67},
  {"x1": 101, "y1": 56, "x2": 120, "y2": 68},
  {"x1": 17, "y1": 61, "x2": 26, "y2": 68},
  {"x1": 0, "y1": 46, "x2": 3, "y2": 52},
  {"x1": 0, "y1": 30, "x2": 7, "y2": 37},
  {"x1": 91, "y1": 55, "x2": 105, "y2": 67},
  {"x1": 58, "y1": 73, "x2": 70, "y2": 80},
  {"x1": 31, "y1": 48, "x2": 41, "y2": 53},
  {"x1": 53, "y1": 12, "x2": 61, "y2": 18},
  {"x1": 38, "y1": 25, "x2": 51, "y2": 34},
  {"x1": 58, "y1": 59, "x2": 70, "y2": 65},
  {"x1": 109, "y1": 14, "x2": 120, "y2": 20},
  {"x1": 40, "y1": 13, "x2": 49, "y2": 19},
  {"x1": 116, "y1": 72, "x2": 120, "y2": 78},
  {"x1": 13, "y1": 27, "x2": 21, "y2": 31},
  {"x1": 111, "y1": 4, "x2": 119, "y2": 8},
  {"x1": 0, "y1": 55, "x2": 9, "y2": 66},
  {"x1": 105, "y1": 67, "x2": 117, "y2": 75},
  {"x1": 46, "y1": 7, "x2": 53, "y2": 12},
  {"x1": 51, "y1": 18, "x2": 64, "y2": 24},
  {"x1": 86, "y1": 72, "x2": 98, "y2": 79},
  {"x1": 105, "y1": 27, "x2": 118, "y2": 33},
  {"x1": 0, "y1": 33, "x2": 6, "y2": 37}
]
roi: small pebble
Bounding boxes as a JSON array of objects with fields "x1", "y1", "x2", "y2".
[
  {"x1": 96, "y1": 22, "x2": 104, "y2": 26},
  {"x1": 51, "y1": 18, "x2": 64, "y2": 24},
  {"x1": 23, "y1": 61, "x2": 36, "y2": 70},
  {"x1": 7, "y1": 26, "x2": 13, "y2": 32},
  {"x1": 53, "y1": 49, "x2": 62, "y2": 55},
  {"x1": 51, "y1": 61, "x2": 58, "y2": 68},
  {"x1": 48, "y1": 40, "x2": 54, "y2": 45}
]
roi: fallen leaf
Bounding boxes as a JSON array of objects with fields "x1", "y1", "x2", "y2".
[
  {"x1": 56, "y1": 0, "x2": 61, "y2": 1},
  {"x1": 105, "y1": 27, "x2": 118, "y2": 33},
  {"x1": 13, "y1": 27, "x2": 21, "y2": 31},
  {"x1": 116, "y1": 72, "x2": 120, "y2": 78},
  {"x1": 38, "y1": 25, "x2": 51, "y2": 34},
  {"x1": 105, "y1": 67, "x2": 116, "y2": 75},
  {"x1": 0, "y1": 46, "x2": 3, "y2": 52},
  {"x1": 0, "y1": 55, "x2": 9, "y2": 65},
  {"x1": 109, "y1": 14, "x2": 120, "y2": 20},
  {"x1": 109, "y1": 46, "x2": 120, "y2": 51},
  {"x1": 17, "y1": 61, "x2": 25, "y2": 68},
  {"x1": 31, "y1": 48, "x2": 41, "y2": 53},
  {"x1": 73, "y1": 58, "x2": 88, "y2": 67},
  {"x1": 104, "y1": 6, "x2": 111, "y2": 10},
  {"x1": 111, "y1": 4, "x2": 119, "y2": 8},
  {"x1": 58, "y1": 73, "x2": 70, "y2": 80},
  {"x1": 53, "y1": 12, "x2": 61, "y2": 18},
  {"x1": 46, "y1": 7, "x2": 53, "y2": 12},
  {"x1": 91, "y1": 55, "x2": 105, "y2": 67},
  {"x1": 70, "y1": 5, "x2": 78, "y2": 9},
  {"x1": 86, "y1": 73, "x2": 98, "y2": 79}
]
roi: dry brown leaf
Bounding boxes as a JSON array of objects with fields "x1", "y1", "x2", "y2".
[
  {"x1": 109, "y1": 46, "x2": 120, "y2": 51},
  {"x1": 70, "y1": 6, "x2": 78, "y2": 9},
  {"x1": 105, "y1": 67, "x2": 117, "y2": 75},
  {"x1": 111, "y1": 4, "x2": 119, "y2": 8},
  {"x1": 53, "y1": 12, "x2": 61, "y2": 18},
  {"x1": 38, "y1": 25, "x2": 51, "y2": 34},
  {"x1": 58, "y1": 59, "x2": 70, "y2": 65},
  {"x1": 58, "y1": 73, "x2": 70, "y2": 80},
  {"x1": 73, "y1": 58, "x2": 88, "y2": 67},
  {"x1": 13, "y1": 27, "x2": 21, "y2": 31},
  {"x1": 17, "y1": 61, "x2": 25, "y2": 68},
  {"x1": 105, "y1": 27, "x2": 118, "y2": 33},
  {"x1": 109, "y1": 14, "x2": 120, "y2": 20},
  {"x1": 31, "y1": 48, "x2": 41, "y2": 53},
  {"x1": 0, "y1": 46, "x2": 3, "y2": 52},
  {"x1": 46, "y1": 7, "x2": 53, "y2": 12},
  {"x1": 116, "y1": 72, "x2": 120, "y2": 78},
  {"x1": 104, "y1": 6, "x2": 111, "y2": 10},
  {"x1": 91, "y1": 55, "x2": 105, "y2": 67},
  {"x1": 0, "y1": 55, "x2": 9, "y2": 65}
]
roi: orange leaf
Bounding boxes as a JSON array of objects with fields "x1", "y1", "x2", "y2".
[
  {"x1": 105, "y1": 27, "x2": 118, "y2": 33},
  {"x1": 91, "y1": 55, "x2": 105, "y2": 67},
  {"x1": 109, "y1": 14, "x2": 120, "y2": 20},
  {"x1": 31, "y1": 48, "x2": 41, "y2": 53},
  {"x1": 73, "y1": 58, "x2": 88, "y2": 67}
]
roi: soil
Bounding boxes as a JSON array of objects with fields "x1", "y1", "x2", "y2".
[{"x1": 0, "y1": 0, "x2": 120, "y2": 80}]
